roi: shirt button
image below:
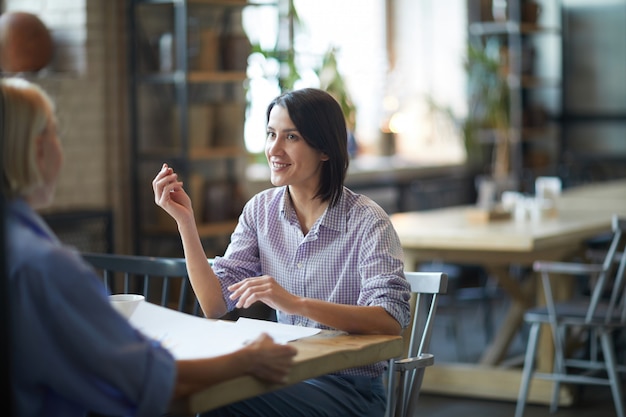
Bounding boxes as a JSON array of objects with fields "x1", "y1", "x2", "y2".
[{"x1": 297, "y1": 262, "x2": 303, "y2": 269}]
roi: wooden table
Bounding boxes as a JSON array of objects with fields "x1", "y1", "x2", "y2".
[
  {"x1": 169, "y1": 331, "x2": 403, "y2": 415},
  {"x1": 389, "y1": 179, "x2": 626, "y2": 405}
]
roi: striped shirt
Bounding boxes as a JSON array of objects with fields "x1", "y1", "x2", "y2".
[{"x1": 213, "y1": 186, "x2": 411, "y2": 377}]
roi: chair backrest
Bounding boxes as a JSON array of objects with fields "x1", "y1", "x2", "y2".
[
  {"x1": 82, "y1": 252, "x2": 204, "y2": 316},
  {"x1": 590, "y1": 215, "x2": 626, "y2": 324},
  {"x1": 536, "y1": 215, "x2": 626, "y2": 326},
  {"x1": 404, "y1": 271, "x2": 449, "y2": 359},
  {"x1": 386, "y1": 271, "x2": 448, "y2": 417}
]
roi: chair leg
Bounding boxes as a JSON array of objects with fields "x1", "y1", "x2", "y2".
[
  {"x1": 405, "y1": 369, "x2": 425, "y2": 417},
  {"x1": 515, "y1": 322, "x2": 541, "y2": 417},
  {"x1": 550, "y1": 324, "x2": 567, "y2": 413},
  {"x1": 452, "y1": 316, "x2": 467, "y2": 361},
  {"x1": 600, "y1": 331, "x2": 625, "y2": 417},
  {"x1": 385, "y1": 359, "x2": 396, "y2": 417},
  {"x1": 482, "y1": 288, "x2": 494, "y2": 344}
]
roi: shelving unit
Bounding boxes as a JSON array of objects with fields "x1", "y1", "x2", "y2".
[
  {"x1": 128, "y1": 0, "x2": 260, "y2": 257},
  {"x1": 558, "y1": 2, "x2": 626, "y2": 186},
  {"x1": 467, "y1": 0, "x2": 562, "y2": 192}
]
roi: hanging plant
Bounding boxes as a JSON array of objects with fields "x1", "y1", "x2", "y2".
[
  {"x1": 463, "y1": 40, "x2": 511, "y2": 180},
  {"x1": 249, "y1": 0, "x2": 301, "y2": 91},
  {"x1": 317, "y1": 47, "x2": 357, "y2": 132}
]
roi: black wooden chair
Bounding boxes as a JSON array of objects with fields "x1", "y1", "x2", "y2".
[{"x1": 83, "y1": 252, "x2": 204, "y2": 316}]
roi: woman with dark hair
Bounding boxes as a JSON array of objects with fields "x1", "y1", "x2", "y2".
[{"x1": 153, "y1": 88, "x2": 411, "y2": 416}]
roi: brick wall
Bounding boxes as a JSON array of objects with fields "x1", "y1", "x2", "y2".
[{"x1": 4, "y1": 0, "x2": 132, "y2": 253}]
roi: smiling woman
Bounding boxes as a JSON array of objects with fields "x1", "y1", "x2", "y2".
[{"x1": 151, "y1": 87, "x2": 411, "y2": 417}]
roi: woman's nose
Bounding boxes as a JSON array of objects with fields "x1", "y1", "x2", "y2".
[{"x1": 267, "y1": 137, "x2": 283, "y2": 155}]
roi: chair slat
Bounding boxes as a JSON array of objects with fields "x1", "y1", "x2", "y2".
[{"x1": 82, "y1": 252, "x2": 205, "y2": 317}]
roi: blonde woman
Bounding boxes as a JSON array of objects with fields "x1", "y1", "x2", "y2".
[{"x1": 2, "y1": 77, "x2": 296, "y2": 417}]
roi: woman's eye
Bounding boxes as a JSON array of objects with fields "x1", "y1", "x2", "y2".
[{"x1": 266, "y1": 131, "x2": 276, "y2": 140}]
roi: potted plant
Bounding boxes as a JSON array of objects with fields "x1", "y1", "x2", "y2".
[{"x1": 463, "y1": 40, "x2": 512, "y2": 185}]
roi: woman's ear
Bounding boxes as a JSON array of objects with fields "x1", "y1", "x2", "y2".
[{"x1": 34, "y1": 132, "x2": 47, "y2": 172}]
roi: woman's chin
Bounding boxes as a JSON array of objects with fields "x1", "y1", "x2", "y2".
[
  {"x1": 26, "y1": 186, "x2": 55, "y2": 209},
  {"x1": 269, "y1": 175, "x2": 285, "y2": 187}
]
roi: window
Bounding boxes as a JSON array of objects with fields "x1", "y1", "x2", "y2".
[
  {"x1": 243, "y1": 0, "x2": 386, "y2": 154},
  {"x1": 244, "y1": 0, "x2": 467, "y2": 164}
]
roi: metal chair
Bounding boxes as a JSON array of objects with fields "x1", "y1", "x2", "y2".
[
  {"x1": 515, "y1": 214, "x2": 626, "y2": 417},
  {"x1": 386, "y1": 271, "x2": 448, "y2": 417},
  {"x1": 82, "y1": 252, "x2": 204, "y2": 316}
]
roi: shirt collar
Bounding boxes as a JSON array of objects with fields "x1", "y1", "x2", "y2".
[
  {"x1": 8, "y1": 198, "x2": 60, "y2": 243},
  {"x1": 278, "y1": 186, "x2": 347, "y2": 233}
]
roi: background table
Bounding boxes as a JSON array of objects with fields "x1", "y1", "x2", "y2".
[{"x1": 389, "y1": 179, "x2": 626, "y2": 404}]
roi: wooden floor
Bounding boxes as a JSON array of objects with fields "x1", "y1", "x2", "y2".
[
  {"x1": 416, "y1": 385, "x2": 619, "y2": 417},
  {"x1": 82, "y1": 388, "x2": 617, "y2": 417},
  {"x1": 413, "y1": 291, "x2": 624, "y2": 417}
]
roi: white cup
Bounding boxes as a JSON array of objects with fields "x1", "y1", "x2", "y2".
[
  {"x1": 501, "y1": 191, "x2": 523, "y2": 212},
  {"x1": 535, "y1": 176, "x2": 562, "y2": 202},
  {"x1": 109, "y1": 294, "x2": 144, "y2": 319}
]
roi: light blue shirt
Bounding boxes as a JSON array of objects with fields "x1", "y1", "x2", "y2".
[
  {"x1": 212, "y1": 186, "x2": 411, "y2": 377},
  {"x1": 7, "y1": 199, "x2": 176, "y2": 417}
]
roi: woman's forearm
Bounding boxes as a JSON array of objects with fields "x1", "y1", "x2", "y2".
[
  {"x1": 171, "y1": 333, "x2": 297, "y2": 399},
  {"x1": 172, "y1": 351, "x2": 250, "y2": 398},
  {"x1": 297, "y1": 298, "x2": 402, "y2": 335},
  {"x1": 177, "y1": 217, "x2": 227, "y2": 318}
]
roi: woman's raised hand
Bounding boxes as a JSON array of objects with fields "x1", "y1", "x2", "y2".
[{"x1": 152, "y1": 163, "x2": 194, "y2": 223}]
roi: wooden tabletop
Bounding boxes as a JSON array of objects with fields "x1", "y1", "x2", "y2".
[
  {"x1": 392, "y1": 207, "x2": 613, "y2": 253},
  {"x1": 169, "y1": 331, "x2": 403, "y2": 415},
  {"x1": 391, "y1": 178, "x2": 626, "y2": 263}
]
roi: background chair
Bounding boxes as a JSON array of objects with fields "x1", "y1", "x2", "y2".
[
  {"x1": 386, "y1": 271, "x2": 448, "y2": 417},
  {"x1": 515, "y1": 214, "x2": 626, "y2": 417},
  {"x1": 83, "y1": 252, "x2": 203, "y2": 316}
]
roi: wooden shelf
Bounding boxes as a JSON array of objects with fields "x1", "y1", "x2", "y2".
[
  {"x1": 189, "y1": 146, "x2": 246, "y2": 160},
  {"x1": 137, "y1": 0, "x2": 263, "y2": 6},
  {"x1": 521, "y1": 125, "x2": 560, "y2": 142},
  {"x1": 130, "y1": 0, "x2": 272, "y2": 256},
  {"x1": 188, "y1": 0, "x2": 272, "y2": 6},
  {"x1": 188, "y1": 71, "x2": 247, "y2": 83},
  {"x1": 138, "y1": 146, "x2": 245, "y2": 160},
  {"x1": 138, "y1": 71, "x2": 247, "y2": 84},
  {"x1": 144, "y1": 220, "x2": 238, "y2": 238},
  {"x1": 469, "y1": 21, "x2": 560, "y2": 36},
  {"x1": 197, "y1": 220, "x2": 239, "y2": 238},
  {"x1": 467, "y1": 0, "x2": 563, "y2": 189}
]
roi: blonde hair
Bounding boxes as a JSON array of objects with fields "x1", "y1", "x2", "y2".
[{"x1": 1, "y1": 77, "x2": 55, "y2": 199}]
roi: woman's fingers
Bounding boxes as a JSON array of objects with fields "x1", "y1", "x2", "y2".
[
  {"x1": 247, "y1": 334, "x2": 297, "y2": 383},
  {"x1": 152, "y1": 163, "x2": 183, "y2": 205},
  {"x1": 228, "y1": 278, "x2": 268, "y2": 308}
]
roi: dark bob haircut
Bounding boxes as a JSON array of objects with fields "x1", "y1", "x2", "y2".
[{"x1": 266, "y1": 88, "x2": 349, "y2": 207}]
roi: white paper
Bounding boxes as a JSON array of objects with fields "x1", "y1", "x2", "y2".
[
  {"x1": 234, "y1": 317, "x2": 320, "y2": 344},
  {"x1": 128, "y1": 302, "x2": 320, "y2": 359}
]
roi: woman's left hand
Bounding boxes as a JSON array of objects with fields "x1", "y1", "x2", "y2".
[{"x1": 227, "y1": 276, "x2": 300, "y2": 314}]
